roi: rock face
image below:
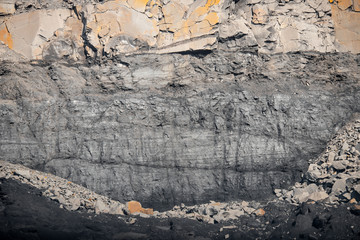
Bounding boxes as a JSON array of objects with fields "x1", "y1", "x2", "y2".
[
  {"x1": 1, "y1": 47, "x2": 359, "y2": 209},
  {"x1": 0, "y1": 0, "x2": 360, "y2": 210},
  {"x1": 1, "y1": 0, "x2": 360, "y2": 60}
]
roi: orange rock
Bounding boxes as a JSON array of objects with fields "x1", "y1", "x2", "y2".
[
  {"x1": 0, "y1": 24, "x2": 13, "y2": 49},
  {"x1": 331, "y1": 4, "x2": 360, "y2": 53},
  {"x1": 354, "y1": 0, "x2": 360, "y2": 11},
  {"x1": 349, "y1": 198, "x2": 357, "y2": 204},
  {"x1": 336, "y1": 0, "x2": 352, "y2": 10},
  {"x1": 126, "y1": 200, "x2": 153, "y2": 215},
  {"x1": 255, "y1": 208, "x2": 266, "y2": 216},
  {"x1": 210, "y1": 202, "x2": 221, "y2": 206}
]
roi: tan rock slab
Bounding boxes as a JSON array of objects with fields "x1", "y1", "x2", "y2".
[
  {"x1": 126, "y1": 201, "x2": 153, "y2": 215},
  {"x1": 336, "y1": 0, "x2": 352, "y2": 10},
  {"x1": 0, "y1": 3, "x2": 15, "y2": 15},
  {"x1": 331, "y1": 4, "x2": 360, "y2": 53}
]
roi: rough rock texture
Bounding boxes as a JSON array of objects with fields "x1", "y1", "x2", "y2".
[
  {"x1": 275, "y1": 114, "x2": 360, "y2": 205},
  {"x1": 1, "y1": 43, "x2": 359, "y2": 209},
  {"x1": 0, "y1": 0, "x2": 360, "y2": 211},
  {"x1": 1, "y1": 0, "x2": 360, "y2": 60}
]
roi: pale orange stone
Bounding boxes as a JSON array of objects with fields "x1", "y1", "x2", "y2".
[
  {"x1": 354, "y1": 0, "x2": 360, "y2": 11},
  {"x1": 0, "y1": 24, "x2": 13, "y2": 49},
  {"x1": 127, "y1": 200, "x2": 153, "y2": 215},
  {"x1": 337, "y1": 0, "x2": 352, "y2": 10},
  {"x1": 331, "y1": 4, "x2": 360, "y2": 53},
  {"x1": 204, "y1": 12, "x2": 219, "y2": 25},
  {"x1": 255, "y1": 208, "x2": 266, "y2": 216},
  {"x1": 349, "y1": 198, "x2": 357, "y2": 204}
]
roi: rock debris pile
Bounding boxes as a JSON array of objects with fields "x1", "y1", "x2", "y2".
[
  {"x1": 0, "y1": 161, "x2": 125, "y2": 215},
  {"x1": 275, "y1": 115, "x2": 360, "y2": 205},
  {"x1": 154, "y1": 201, "x2": 266, "y2": 224}
]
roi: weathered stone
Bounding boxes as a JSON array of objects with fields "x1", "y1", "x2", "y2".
[
  {"x1": 0, "y1": 2, "x2": 15, "y2": 15},
  {"x1": 332, "y1": 179, "x2": 347, "y2": 195},
  {"x1": 308, "y1": 191, "x2": 329, "y2": 201},
  {"x1": 243, "y1": 207, "x2": 255, "y2": 214},
  {"x1": 67, "y1": 197, "x2": 81, "y2": 211},
  {"x1": 354, "y1": 184, "x2": 360, "y2": 194},
  {"x1": 95, "y1": 199, "x2": 110, "y2": 214},
  {"x1": 332, "y1": 161, "x2": 346, "y2": 171},
  {"x1": 54, "y1": 195, "x2": 67, "y2": 205},
  {"x1": 4, "y1": 9, "x2": 71, "y2": 59},
  {"x1": 204, "y1": 205, "x2": 220, "y2": 216},
  {"x1": 126, "y1": 201, "x2": 153, "y2": 215},
  {"x1": 336, "y1": 0, "x2": 352, "y2": 10},
  {"x1": 331, "y1": 5, "x2": 360, "y2": 53},
  {"x1": 328, "y1": 152, "x2": 336, "y2": 163},
  {"x1": 306, "y1": 164, "x2": 323, "y2": 182},
  {"x1": 354, "y1": 0, "x2": 360, "y2": 11},
  {"x1": 252, "y1": 5, "x2": 268, "y2": 25},
  {"x1": 14, "y1": 169, "x2": 31, "y2": 180},
  {"x1": 293, "y1": 188, "x2": 310, "y2": 203},
  {"x1": 254, "y1": 208, "x2": 266, "y2": 216}
]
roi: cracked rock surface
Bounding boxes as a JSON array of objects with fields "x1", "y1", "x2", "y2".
[{"x1": 1, "y1": 46, "x2": 360, "y2": 209}]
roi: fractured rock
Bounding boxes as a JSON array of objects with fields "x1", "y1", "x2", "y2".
[
  {"x1": 332, "y1": 179, "x2": 347, "y2": 195},
  {"x1": 252, "y1": 4, "x2": 268, "y2": 25},
  {"x1": 332, "y1": 161, "x2": 346, "y2": 171}
]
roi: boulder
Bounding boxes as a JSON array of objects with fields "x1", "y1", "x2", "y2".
[
  {"x1": 67, "y1": 197, "x2": 81, "y2": 211},
  {"x1": 308, "y1": 191, "x2": 329, "y2": 201},
  {"x1": 328, "y1": 152, "x2": 336, "y2": 163},
  {"x1": 252, "y1": 5, "x2": 268, "y2": 25},
  {"x1": 254, "y1": 208, "x2": 266, "y2": 216},
  {"x1": 332, "y1": 161, "x2": 346, "y2": 171},
  {"x1": 354, "y1": 184, "x2": 360, "y2": 194},
  {"x1": 95, "y1": 199, "x2": 110, "y2": 214},
  {"x1": 332, "y1": 179, "x2": 347, "y2": 195},
  {"x1": 126, "y1": 201, "x2": 153, "y2": 215}
]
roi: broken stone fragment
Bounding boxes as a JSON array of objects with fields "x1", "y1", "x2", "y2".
[
  {"x1": 332, "y1": 161, "x2": 346, "y2": 171},
  {"x1": 66, "y1": 197, "x2": 81, "y2": 211},
  {"x1": 331, "y1": 178, "x2": 347, "y2": 195},
  {"x1": 354, "y1": 184, "x2": 360, "y2": 194},
  {"x1": 14, "y1": 169, "x2": 31, "y2": 180},
  {"x1": 328, "y1": 152, "x2": 336, "y2": 163},
  {"x1": 254, "y1": 208, "x2": 266, "y2": 216},
  {"x1": 353, "y1": 0, "x2": 360, "y2": 11},
  {"x1": 336, "y1": 0, "x2": 352, "y2": 10},
  {"x1": 0, "y1": 3, "x2": 15, "y2": 15},
  {"x1": 95, "y1": 199, "x2": 110, "y2": 214},
  {"x1": 308, "y1": 191, "x2": 329, "y2": 201},
  {"x1": 126, "y1": 201, "x2": 153, "y2": 215},
  {"x1": 252, "y1": 4, "x2": 268, "y2": 25},
  {"x1": 306, "y1": 164, "x2": 323, "y2": 182}
]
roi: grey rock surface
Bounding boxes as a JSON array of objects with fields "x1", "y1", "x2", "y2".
[{"x1": 1, "y1": 50, "x2": 359, "y2": 209}]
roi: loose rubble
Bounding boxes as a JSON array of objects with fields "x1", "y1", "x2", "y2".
[
  {"x1": 274, "y1": 115, "x2": 360, "y2": 207},
  {"x1": 0, "y1": 160, "x2": 126, "y2": 215}
]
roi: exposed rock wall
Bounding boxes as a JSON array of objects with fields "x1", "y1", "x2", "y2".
[
  {"x1": 0, "y1": 0, "x2": 359, "y2": 210},
  {"x1": 1, "y1": 45, "x2": 359, "y2": 209},
  {"x1": 1, "y1": 0, "x2": 360, "y2": 60}
]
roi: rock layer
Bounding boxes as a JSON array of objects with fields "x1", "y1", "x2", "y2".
[
  {"x1": 1, "y1": 0, "x2": 360, "y2": 60},
  {"x1": 0, "y1": 47, "x2": 359, "y2": 209},
  {"x1": 0, "y1": 0, "x2": 360, "y2": 210}
]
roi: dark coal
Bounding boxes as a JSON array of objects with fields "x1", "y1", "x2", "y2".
[{"x1": 1, "y1": 178, "x2": 360, "y2": 240}]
